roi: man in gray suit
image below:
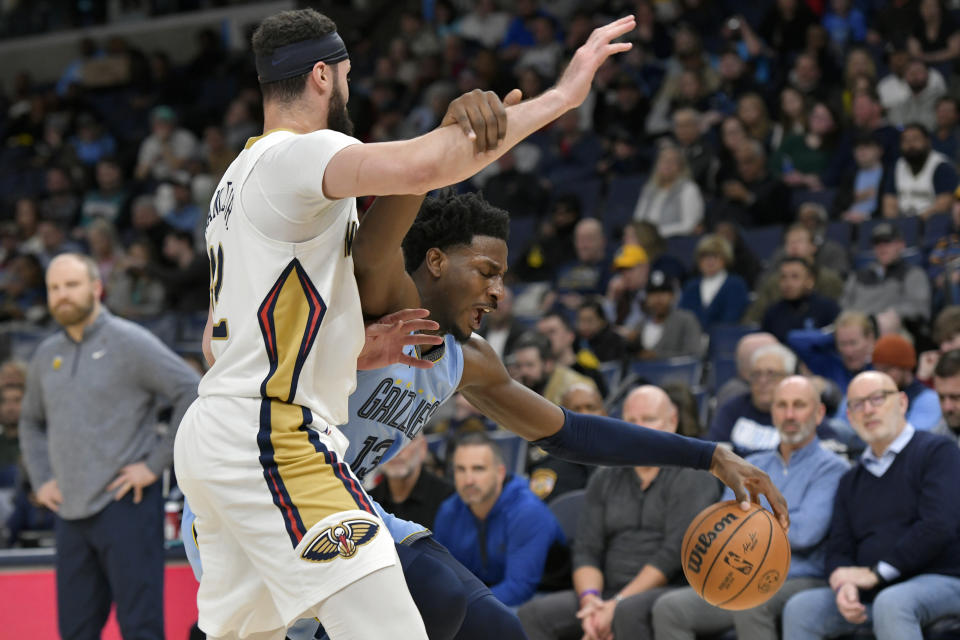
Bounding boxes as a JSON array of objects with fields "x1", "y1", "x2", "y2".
[{"x1": 632, "y1": 270, "x2": 703, "y2": 359}]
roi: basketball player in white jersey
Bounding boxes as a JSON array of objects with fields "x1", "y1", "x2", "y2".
[{"x1": 174, "y1": 8, "x2": 640, "y2": 639}]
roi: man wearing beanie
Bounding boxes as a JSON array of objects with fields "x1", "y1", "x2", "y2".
[{"x1": 868, "y1": 334, "x2": 942, "y2": 431}]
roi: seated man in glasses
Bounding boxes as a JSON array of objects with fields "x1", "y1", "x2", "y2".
[
  {"x1": 707, "y1": 343, "x2": 795, "y2": 456},
  {"x1": 782, "y1": 371, "x2": 960, "y2": 640}
]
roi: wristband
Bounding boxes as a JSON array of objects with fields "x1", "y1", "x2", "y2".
[{"x1": 578, "y1": 589, "x2": 600, "y2": 601}]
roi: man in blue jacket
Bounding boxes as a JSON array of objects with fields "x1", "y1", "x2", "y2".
[{"x1": 433, "y1": 431, "x2": 565, "y2": 607}]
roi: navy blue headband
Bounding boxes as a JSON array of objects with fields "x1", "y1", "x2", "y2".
[{"x1": 255, "y1": 32, "x2": 349, "y2": 84}]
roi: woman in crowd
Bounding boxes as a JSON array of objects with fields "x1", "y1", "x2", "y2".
[{"x1": 632, "y1": 143, "x2": 704, "y2": 237}]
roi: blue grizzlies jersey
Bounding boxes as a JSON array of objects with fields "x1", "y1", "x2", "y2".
[{"x1": 343, "y1": 334, "x2": 464, "y2": 481}]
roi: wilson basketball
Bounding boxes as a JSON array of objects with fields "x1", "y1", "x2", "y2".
[{"x1": 681, "y1": 500, "x2": 791, "y2": 610}]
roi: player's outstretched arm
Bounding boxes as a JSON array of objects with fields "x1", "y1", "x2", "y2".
[
  {"x1": 322, "y1": 16, "x2": 636, "y2": 199},
  {"x1": 458, "y1": 335, "x2": 790, "y2": 531},
  {"x1": 354, "y1": 90, "x2": 520, "y2": 318}
]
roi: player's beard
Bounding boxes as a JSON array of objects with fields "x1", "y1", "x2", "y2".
[
  {"x1": 52, "y1": 292, "x2": 96, "y2": 328},
  {"x1": 327, "y1": 81, "x2": 354, "y2": 137}
]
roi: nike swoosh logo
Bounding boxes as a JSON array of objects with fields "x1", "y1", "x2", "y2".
[
  {"x1": 92, "y1": 350, "x2": 106, "y2": 360},
  {"x1": 272, "y1": 52, "x2": 294, "y2": 67}
]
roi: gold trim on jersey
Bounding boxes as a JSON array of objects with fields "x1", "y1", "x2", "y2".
[{"x1": 244, "y1": 127, "x2": 299, "y2": 150}]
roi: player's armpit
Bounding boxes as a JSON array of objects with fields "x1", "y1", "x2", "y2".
[
  {"x1": 353, "y1": 194, "x2": 424, "y2": 316},
  {"x1": 458, "y1": 335, "x2": 566, "y2": 440}
]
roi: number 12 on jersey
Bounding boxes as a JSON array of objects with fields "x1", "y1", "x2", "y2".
[{"x1": 209, "y1": 243, "x2": 228, "y2": 340}]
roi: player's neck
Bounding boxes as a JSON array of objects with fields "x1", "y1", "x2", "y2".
[
  {"x1": 386, "y1": 466, "x2": 422, "y2": 503},
  {"x1": 262, "y1": 100, "x2": 327, "y2": 136}
]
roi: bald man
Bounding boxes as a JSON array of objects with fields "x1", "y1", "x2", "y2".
[
  {"x1": 19, "y1": 253, "x2": 199, "y2": 639},
  {"x1": 550, "y1": 218, "x2": 611, "y2": 311},
  {"x1": 715, "y1": 332, "x2": 779, "y2": 408},
  {"x1": 519, "y1": 386, "x2": 720, "y2": 640},
  {"x1": 654, "y1": 376, "x2": 848, "y2": 640},
  {"x1": 783, "y1": 372, "x2": 960, "y2": 640}
]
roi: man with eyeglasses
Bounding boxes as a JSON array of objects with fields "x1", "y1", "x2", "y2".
[
  {"x1": 708, "y1": 343, "x2": 795, "y2": 455},
  {"x1": 782, "y1": 371, "x2": 960, "y2": 640},
  {"x1": 933, "y1": 349, "x2": 960, "y2": 445}
]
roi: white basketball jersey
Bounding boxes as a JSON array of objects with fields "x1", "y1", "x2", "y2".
[{"x1": 198, "y1": 129, "x2": 365, "y2": 429}]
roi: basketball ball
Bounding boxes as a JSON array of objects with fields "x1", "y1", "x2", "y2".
[{"x1": 681, "y1": 500, "x2": 791, "y2": 611}]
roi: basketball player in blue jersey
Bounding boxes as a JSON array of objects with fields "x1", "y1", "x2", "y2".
[{"x1": 176, "y1": 7, "x2": 645, "y2": 640}]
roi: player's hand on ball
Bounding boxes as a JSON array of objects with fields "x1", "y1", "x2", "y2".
[
  {"x1": 441, "y1": 88, "x2": 523, "y2": 154},
  {"x1": 35, "y1": 479, "x2": 63, "y2": 512},
  {"x1": 709, "y1": 445, "x2": 790, "y2": 531},
  {"x1": 107, "y1": 462, "x2": 158, "y2": 503},
  {"x1": 555, "y1": 15, "x2": 635, "y2": 110},
  {"x1": 358, "y1": 308, "x2": 443, "y2": 371}
]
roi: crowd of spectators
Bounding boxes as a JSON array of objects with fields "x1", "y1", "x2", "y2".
[{"x1": 3, "y1": 0, "x2": 960, "y2": 637}]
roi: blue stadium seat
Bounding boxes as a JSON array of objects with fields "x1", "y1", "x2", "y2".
[
  {"x1": 857, "y1": 217, "x2": 920, "y2": 251},
  {"x1": 709, "y1": 356, "x2": 738, "y2": 393},
  {"x1": 507, "y1": 216, "x2": 537, "y2": 260},
  {"x1": 489, "y1": 431, "x2": 529, "y2": 477},
  {"x1": 665, "y1": 234, "x2": 701, "y2": 271},
  {"x1": 133, "y1": 313, "x2": 178, "y2": 348},
  {"x1": 923, "y1": 212, "x2": 953, "y2": 249},
  {"x1": 825, "y1": 220, "x2": 852, "y2": 247},
  {"x1": 548, "y1": 488, "x2": 586, "y2": 543},
  {"x1": 629, "y1": 356, "x2": 702, "y2": 388},
  {"x1": 5, "y1": 327, "x2": 55, "y2": 361},
  {"x1": 602, "y1": 175, "x2": 646, "y2": 234},
  {"x1": 708, "y1": 324, "x2": 760, "y2": 359},
  {"x1": 553, "y1": 178, "x2": 602, "y2": 219},
  {"x1": 791, "y1": 187, "x2": 836, "y2": 212},
  {"x1": 597, "y1": 360, "x2": 623, "y2": 395},
  {"x1": 742, "y1": 225, "x2": 785, "y2": 263}
]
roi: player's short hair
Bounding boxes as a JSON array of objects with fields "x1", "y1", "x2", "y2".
[
  {"x1": 451, "y1": 431, "x2": 504, "y2": 467},
  {"x1": 402, "y1": 192, "x2": 510, "y2": 272},
  {"x1": 935, "y1": 349, "x2": 960, "y2": 379},
  {"x1": 252, "y1": 9, "x2": 338, "y2": 104}
]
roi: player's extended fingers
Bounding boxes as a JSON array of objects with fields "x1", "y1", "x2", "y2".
[
  {"x1": 484, "y1": 91, "x2": 508, "y2": 142},
  {"x1": 106, "y1": 474, "x2": 126, "y2": 492},
  {"x1": 503, "y1": 88, "x2": 523, "y2": 108},
  {"x1": 401, "y1": 334, "x2": 443, "y2": 348},
  {"x1": 397, "y1": 318, "x2": 440, "y2": 334},
  {"x1": 376, "y1": 308, "x2": 431, "y2": 325},
  {"x1": 133, "y1": 484, "x2": 143, "y2": 504},
  {"x1": 465, "y1": 104, "x2": 490, "y2": 153},
  {"x1": 397, "y1": 353, "x2": 436, "y2": 369},
  {"x1": 475, "y1": 97, "x2": 500, "y2": 151},
  {"x1": 755, "y1": 478, "x2": 790, "y2": 531},
  {"x1": 591, "y1": 15, "x2": 636, "y2": 46}
]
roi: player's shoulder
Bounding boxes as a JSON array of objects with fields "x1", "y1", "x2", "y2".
[{"x1": 460, "y1": 333, "x2": 507, "y2": 386}]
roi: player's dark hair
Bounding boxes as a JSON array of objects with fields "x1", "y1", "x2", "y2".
[
  {"x1": 402, "y1": 192, "x2": 510, "y2": 272},
  {"x1": 935, "y1": 349, "x2": 960, "y2": 379},
  {"x1": 252, "y1": 9, "x2": 338, "y2": 104},
  {"x1": 451, "y1": 431, "x2": 504, "y2": 467}
]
